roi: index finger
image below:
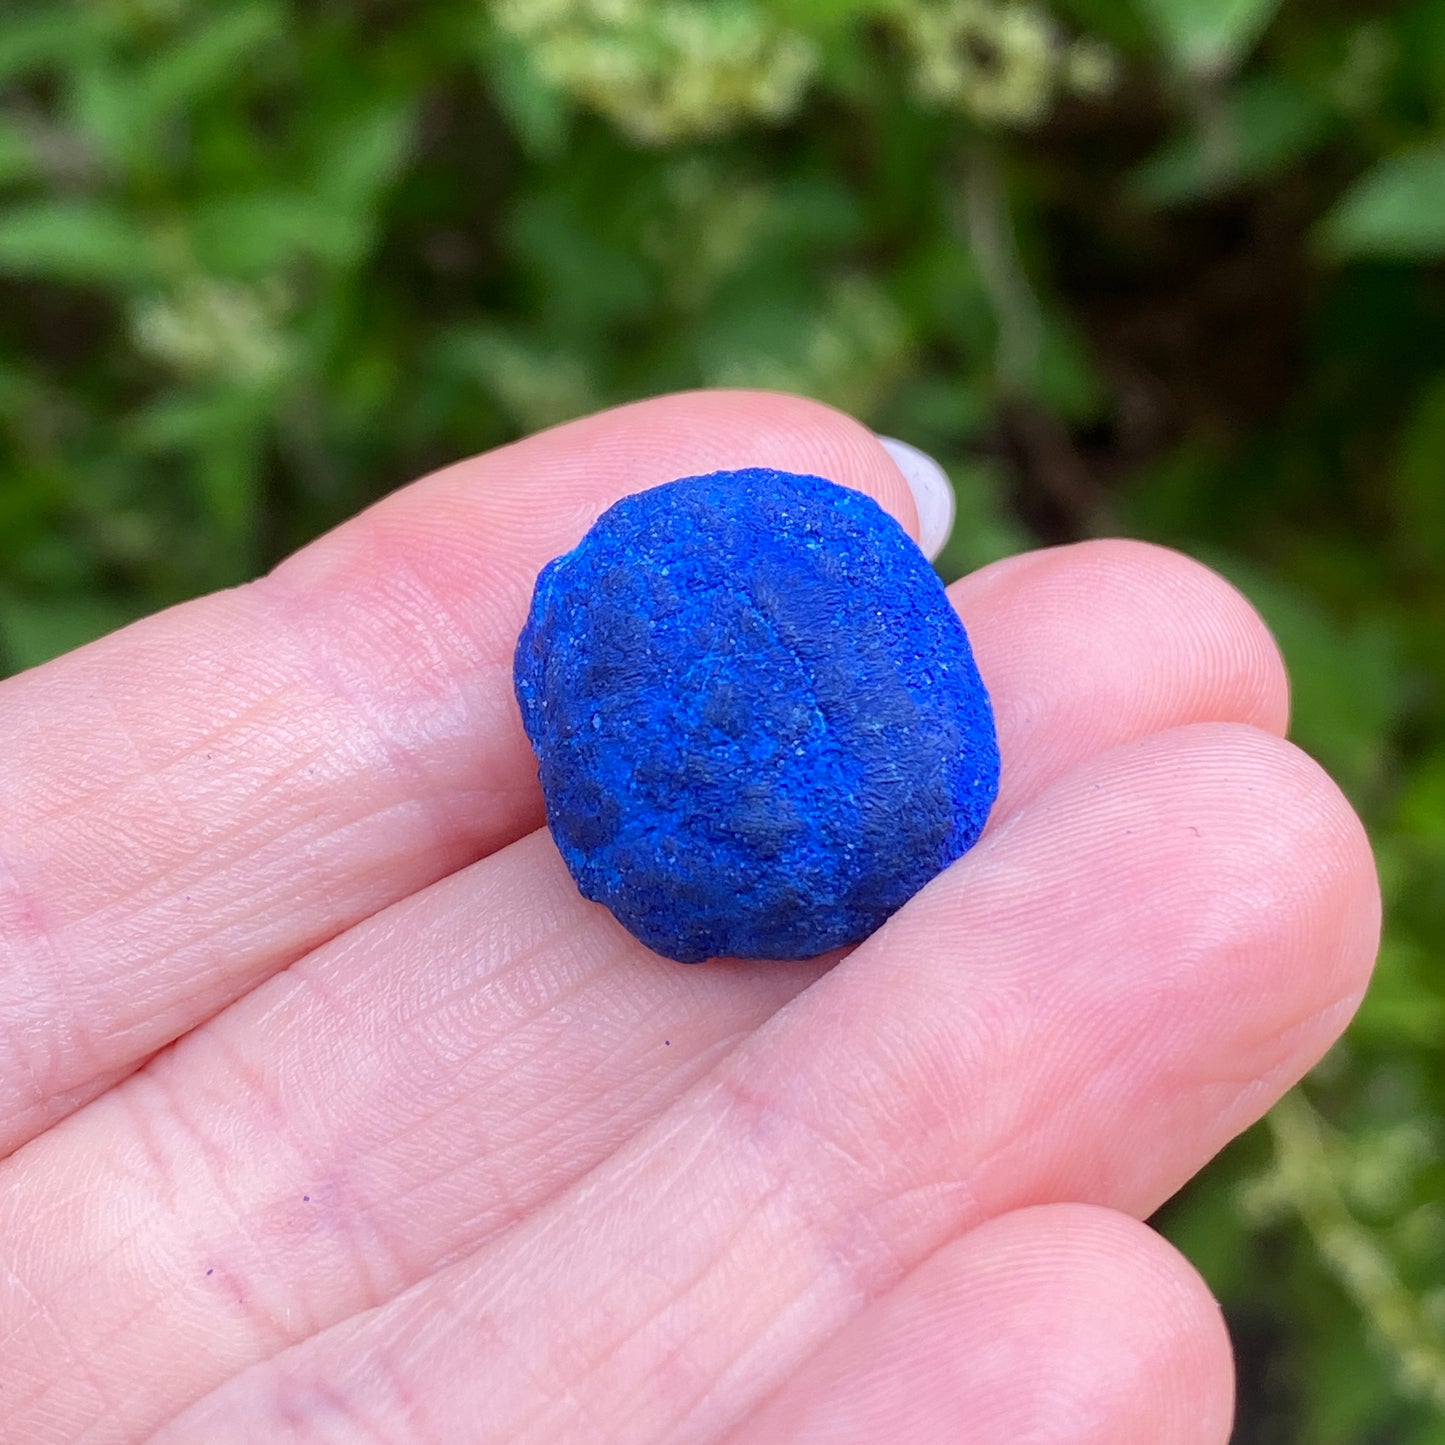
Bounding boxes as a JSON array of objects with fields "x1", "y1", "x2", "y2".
[{"x1": 0, "y1": 390, "x2": 918, "y2": 1157}]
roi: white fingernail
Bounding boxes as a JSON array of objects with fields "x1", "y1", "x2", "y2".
[{"x1": 876, "y1": 435, "x2": 955, "y2": 562}]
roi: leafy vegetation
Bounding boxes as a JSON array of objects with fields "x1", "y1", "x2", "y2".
[{"x1": 2, "y1": 1, "x2": 1442, "y2": 1437}]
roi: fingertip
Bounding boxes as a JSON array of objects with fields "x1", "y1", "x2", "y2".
[
  {"x1": 947, "y1": 540, "x2": 1294, "y2": 820},
  {"x1": 944, "y1": 1205, "x2": 1237, "y2": 1445},
  {"x1": 1251, "y1": 729, "x2": 1382, "y2": 1012},
  {"x1": 1097, "y1": 539, "x2": 1291, "y2": 737},
  {"x1": 957, "y1": 538, "x2": 1291, "y2": 737},
  {"x1": 729, "y1": 1202, "x2": 1235, "y2": 1445}
]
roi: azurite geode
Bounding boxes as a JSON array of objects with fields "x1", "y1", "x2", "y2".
[{"x1": 513, "y1": 467, "x2": 999, "y2": 964}]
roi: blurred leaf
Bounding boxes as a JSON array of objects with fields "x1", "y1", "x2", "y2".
[
  {"x1": 1132, "y1": 0, "x2": 1283, "y2": 71},
  {"x1": 1353, "y1": 936, "x2": 1445, "y2": 1047},
  {"x1": 0, "y1": 594, "x2": 144, "y2": 673},
  {"x1": 1131, "y1": 74, "x2": 1332, "y2": 205},
  {"x1": 312, "y1": 98, "x2": 416, "y2": 208},
  {"x1": 0, "y1": 8, "x2": 93, "y2": 83},
  {"x1": 193, "y1": 436, "x2": 264, "y2": 557},
  {"x1": 1322, "y1": 147, "x2": 1445, "y2": 259},
  {"x1": 187, "y1": 192, "x2": 362, "y2": 274},
  {"x1": 1393, "y1": 1, "x2": 1445, "y2": 117},
  {"x1": 1035, "y1": 310, "x2": 1104, "y2": 420},
  {"x1": 1049, "y1": 0, "x2": 1154, "y2": 51},
  {"x1": 769, "y1": 0, "x2": 882, "y2": 32},
  {"x1": 127, "y1": 386, "x2": 275, "y2": 454},
  {"x1": 485, "y1": 32, "x2": 571, "y2": 157},
  {"x1": 1394, "y1": 373, "x2": 1445, "y2": 571},
  {"x1": 66, "y1": 51, "x2": 148, "y2": 171},
  {"x1": 508, "y1": 188, "x2": 656, "y2": 331},
  {"x1": 1396, "y1": 753, "x2": 1445, "y2": 849},
  {"x1": 1156, "y1": 1135, "x2": 1263, "y2": 1301},
  {"x1": 0, "y1": 199, "x2": 157, "y2": 283},
  {"x1": 744, "y1": 174, "x2": 863, "y2": 254},
  {"x1": 1202, "y1": 555, "x2": 1402, "y2": 796},
  {"x1": 1305, "y1": 1291, "x2": 1419, "y2": 1445},
  {"x1": 0, "y1": 124, "x2": 36, "y2": 185},
  {"x1": 137, "y1": 3, "x2": 283, "y2": 122},
  {"x1": 883, "y1": 373, "x2": 988, "y2": 443}
]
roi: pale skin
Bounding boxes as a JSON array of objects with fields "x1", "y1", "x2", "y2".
[{"x1": 0, "y1": 391, "x2": 1379, "y2": 1444}]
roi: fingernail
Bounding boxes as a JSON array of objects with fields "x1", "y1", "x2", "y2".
[{"x1": 876, "y1": 435, "x2": 955, "y2": 562}]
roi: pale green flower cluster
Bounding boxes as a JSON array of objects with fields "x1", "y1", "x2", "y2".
[
  {"x1": 494, "y1": 0, "x2": 1115, "y2": 142},
  {"x1": 130, "y1": 276, "x2": 292, "y2": 383},
  {"x1": 901, "y1": 0, "x2": 1117, "y2": 126},
  {"x1": 1243, "y1": 1092, "x2": 1445, "y2": 1414},
  {"x1": 493, "y1": 0, "x2": 818, "y2": 145}
]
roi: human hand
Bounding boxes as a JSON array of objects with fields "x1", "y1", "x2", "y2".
[{"x1": 0, "y1": 393, "x2": 1379, "y2": 1444}]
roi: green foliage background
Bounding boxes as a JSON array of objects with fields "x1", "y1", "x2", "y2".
[{"x1": 2, "y1": 1, "x2": 1442, "y2": 1437}]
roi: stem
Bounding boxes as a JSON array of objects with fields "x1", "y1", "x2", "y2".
[
  {"x1": 958, "y1": 138, "x2": 1041, "y2": 397},
  {"x1": 1265, "y1": 1090, "x2": 1445, "y2": 1411}
]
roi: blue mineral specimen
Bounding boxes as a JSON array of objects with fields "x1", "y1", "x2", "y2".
[{"x1": 513, "y1": 467, "x2": 999, "y2": 963}]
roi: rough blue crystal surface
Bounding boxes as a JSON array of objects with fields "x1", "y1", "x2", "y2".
[{"x1": 513, "y1": 467, "x2": 999, "y2": 964}]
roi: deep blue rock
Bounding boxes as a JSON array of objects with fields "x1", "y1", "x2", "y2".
[{"x1": 513, "y1": 467, "x2": 999, "y2": 963}]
